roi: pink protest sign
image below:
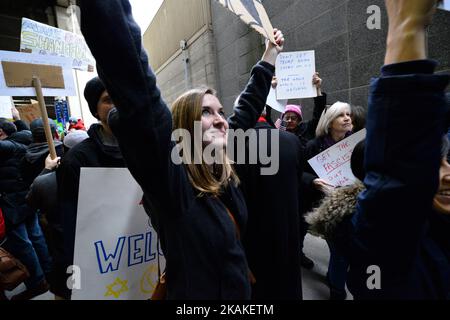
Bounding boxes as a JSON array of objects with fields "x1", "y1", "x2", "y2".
[{"x1": 307, "y1": 129, "x2": 366, "y2": 187}]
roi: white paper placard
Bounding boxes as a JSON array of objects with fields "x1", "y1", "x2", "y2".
[
  {"x1": 72, "y1": 168, "x2": 164, "y2": 300},
  {"x1": 0, "y1": 96, "x2": 13, "y2": 118},
  {"x1": 265, "y1": 87, "x2": 288, "y2": 113},
  {"x1": 307, "y1": 129, "x2": 367, "y2": 187},
  {"x1": 276, "y1": 51, "x2": 317, "y2": 100},
  {"x1": 438, "y1": 0, "x2": 450, "y2": 11},
  {"x1": 20, "y1": 18, "x2": 95, "y2": 71},
  {"x1": 0, "y1": 50, "x2": 76, "y2": 97}
]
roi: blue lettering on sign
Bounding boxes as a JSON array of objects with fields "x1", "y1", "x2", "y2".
[
  {"x1": 144, "y1": 232, "x2": 156, "y2": 262},
  {"x1": 95, "y1": 237, "x2": 126, "y2": 274},
  {"x1": 128, "y1": 234, "x2": 144, "y2": 267},
  {"x1": 94, "y1": 231, "x2": 160, "y2": 274}
]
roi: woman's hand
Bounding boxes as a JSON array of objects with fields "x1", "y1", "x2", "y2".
[
  {"x1": 11, "y1": 106, "x2": 20, "y2": 121},
  {"x1": 271, "y1": 76, "x2": 278, "y2": 89},
  {"x1": 312, "y1": 72, "x2": 322, "y2": 96},
  {"x1": 313, "y1": 178, "x2": 335, "y2": 196},
  {"x1": 262, "y1": 28, "x2": 284, "y2": 66}
]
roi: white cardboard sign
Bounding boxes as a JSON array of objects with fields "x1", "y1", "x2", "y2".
[
  {"x1": 72, "y1": 168, "x2": 164, "y2": 300},
  {"x1": 265, "y1": 87, "x2": 288, "y2": 113},
  {"x1": 20, "y1": 18, "x2": 95, "y2": 71},
  {"x1": 438, "y1": 0, "x2": 450, "y2": 11},
  {"x1": 0, "y1": 96, "x2": 13, "y2": 119},
  {"x1": 307, "y1": 129, "x2": 367, "y2": 187},
  {"x1": 0, "y1": 50, "x2": 76, "y2": 97},
  {"x1": 276, "y1": 51, "x2": 317, "y2": 100}
]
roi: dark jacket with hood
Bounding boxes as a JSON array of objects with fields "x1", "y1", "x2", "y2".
[
  {"x1": 305, "y1": 181, "x2": 365, "y2": 241},
  {"x1": 57, "y1": 123, "x2": 125, "y2": 269},
  {"x1": 0, "y1": 132, "x2": 32, "y2": 226},
  {"x1": 330, "y1": 60, "x2": 449, "y2": 299},
  {"x1": 10, "y1": 120, "x2": 32, "y2": 146},
  {"x1": 236, "y1": 120, "x2": 304, "y2": 299},
  {"x1": 80, "y1": 0, "x2": 274, "y2": 299},
  {"x1": 21, "y1": 140, "x2": 64, "y2": 187}
]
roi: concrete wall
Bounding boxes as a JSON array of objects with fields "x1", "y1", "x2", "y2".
[
  {"x1": 153, "y1": 29, "x2": 219, "y2": 108},
  {"x1": 211, "y1": 1, "x2": 265, "y2": 114},
  {"x1": 143, "y1": 0, "x2": 211, "y2": 72},
  {"x1": 147, "y1": 0, "x2": 449, "y2": 117},
  {"x1": 211, "y1": 0, "x2": 450, "y2": 118}
]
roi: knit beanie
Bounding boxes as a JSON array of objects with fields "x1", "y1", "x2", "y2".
[
  {"x1": 84, "y1": 77, "x2": 105, "y2": 119},
  {"x1": 30, "y1": 118, "x2": 57, "y2": 143},
  {"x1": 63, "y1": 130, "x2": 89, "y2": 149},
  {"x1": 283, "y1": 104, "x2": 303, "y2": 120}
]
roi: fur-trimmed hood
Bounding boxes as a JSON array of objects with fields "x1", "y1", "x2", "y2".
[{"x1": 305, "y1": 181, "x2": 365, "y2": 240}]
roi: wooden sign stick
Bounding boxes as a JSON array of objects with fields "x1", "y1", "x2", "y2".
[
  {"x1": 32, "y1": 76, "x2": 57, "y2": 159},
  {"x1": 2, "y1": 61, "x2": 65, "y2": 160}
]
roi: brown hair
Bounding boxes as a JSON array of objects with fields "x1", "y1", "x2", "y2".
[{"x1": 171, "y1": 87, "x2": 239, "y2": 196}]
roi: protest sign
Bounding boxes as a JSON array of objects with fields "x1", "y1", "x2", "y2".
[
  {"x1": 0, "y1": 50, "x2": 75, "y2": 97},
  {"x1": 72, "y1": 168, "x2": 164, "y2": 300},
  {"x1": 307, "y1": 129, "x2": 367, "y2": 187},
  {"x1": 265, "y1": 87, "x2": 287, "y2": 113},
  {"x1": 16, "y1": 100, "x2": 41, "y2": 124},
  {"x1": 54, "y1": 99, "x2": 70, "y2": 125},
  {"x1": 216, "y1": 0, "x2": 276, "y2": 43},
  {"x1": 438, "y1": 0, "x2": 450, "y2": 11},
  {"x1": 20, "y1": 18, "x2": 94, "y2": 71},
  {"x1": 0, "y1": 96, "x2": 13, "y2": 119},
  {"x1": 276, "y1": 51, "x2": 317, "y2": 100}
]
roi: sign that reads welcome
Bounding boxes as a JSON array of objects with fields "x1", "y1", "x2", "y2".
[{"x1": 72, "y1": 168, "x2": 164, "y2": 300}]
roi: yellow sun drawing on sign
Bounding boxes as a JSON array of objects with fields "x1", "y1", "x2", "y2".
[
  {"x1": 140, "y1": 264, "x2": 159, "y2": 295},
  {"x1": 104, "y1": 277, "x2": 129, "y2": 299}
]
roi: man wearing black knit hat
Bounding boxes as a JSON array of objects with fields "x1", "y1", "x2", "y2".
[{"x1": 56, "y1": 77, "x2": 126, "y2": 299}]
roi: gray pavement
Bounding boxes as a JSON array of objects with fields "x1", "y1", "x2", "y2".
[{"x1": 302, "y1": 233, "x2": 353, "y2": 300}]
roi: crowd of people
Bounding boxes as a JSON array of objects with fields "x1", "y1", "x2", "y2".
[{"x1": 0, "y1": 0, "x2": 449, "y2": 300}]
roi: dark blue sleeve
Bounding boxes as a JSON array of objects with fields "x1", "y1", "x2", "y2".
[
  {"x1": 351, "y1": 60, "x2": 449, "y2": 273},
  {"x1": 79, "y1": 0, "x2": 194, "y2": 216},
  {"x1": 227, "y1": 61, "x2": 275, "y2": 130},
  {"x1": 14, "y1": 120, "x2": 29, "y2": 132}
]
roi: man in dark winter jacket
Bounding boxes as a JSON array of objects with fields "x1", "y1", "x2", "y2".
[
  {"x1": 0, "y1": 118, "x2": 52, "y2": 300},
  {"x1": 236, "y1": 115, "x2": 304, "y2": 299},
  {"x1": 21, "y1": 118, "x2": 64, "y2": 186},
  {"x1": 57, "y1": 76, "x2": 126, "y2": 299}
]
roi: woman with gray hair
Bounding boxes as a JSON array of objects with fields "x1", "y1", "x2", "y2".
[
  {"x1": 302, "y1": 101, "x2": 353, "y2": 203},
  {"x1": 300, "y1": 100, "x2": 354, "y2": 299}
]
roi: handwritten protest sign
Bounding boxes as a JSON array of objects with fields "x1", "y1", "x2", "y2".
[
  {"x1": 72, "y1": 168, "x2": 164, "y2": 300},
  {"x1": 20, "y1": 18, "x2": 94, "y2": 71},
  {"x1": 276, "y1": 51, "x2": 317, "y2": 100},
  {"x1": 307, "y1": 129, "x2": 367, "y2": 187},
  {"x1": 265, "y1": 87, "x2": 287, "y2": 113},
  {"x1": 16, "y1": 99, "x2": 41, "y2": 124},
  {"x1": 0, "y1": 96, "x2": 13, "y2": 119},
  {"x1": 216, "y1": 0, "x2": 276, "y2": 43},
  {"x1": 0, "y1": 50, "x2": 75, "y2": 97}
]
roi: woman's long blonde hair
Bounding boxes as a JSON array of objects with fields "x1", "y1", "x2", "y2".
[{"x1": 171, "y1": 87, "x2": 239, "y2": 196}]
